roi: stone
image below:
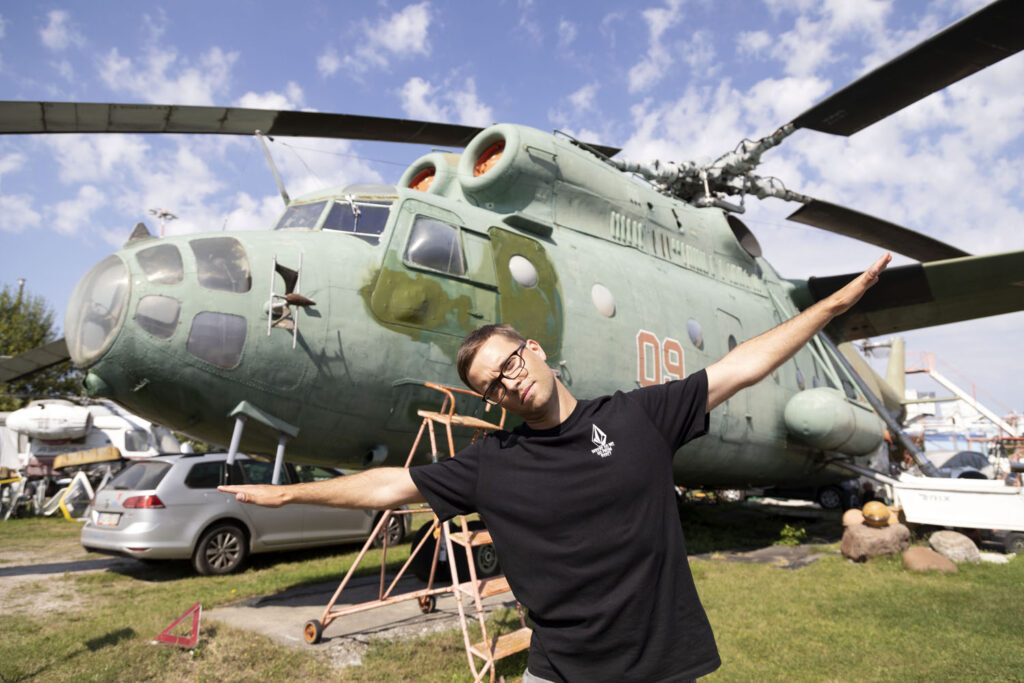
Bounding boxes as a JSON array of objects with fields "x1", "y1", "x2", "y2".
[
  {"x1": 979, "y1": 552, "x2": 1010, "y2": 565},
  {"x1": 903, "y1": 546, "x2": 958, "y2": 573},
  {"x1": 929, "y1": 530, "x2": 980, "y2": 564},
  {"x1": 842, "y1": 508, "x2": 864, "y2": 527},
  {"x1": 841, "y1": 523, "x2": 911, "y2": 562}
]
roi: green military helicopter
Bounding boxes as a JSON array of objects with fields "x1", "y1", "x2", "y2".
[{"x1": 2, "y1": 0, "x2": 1022, "y2": 490}]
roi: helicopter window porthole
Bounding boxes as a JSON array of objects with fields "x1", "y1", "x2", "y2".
[
  {"x1": 135, "y1": 295, "x2": 180, "y2": 340},
  {"x1": 191, "y1": 237, "x2": 252, "y2": 293},
  {"x1": 404, "y1": 216, "x2": 466, "y2": 276},
  {"x1": 509, "y1": 255, "x2": 539, "y2": 288},
  {"x1": 187, "y1": 312, "x2": 247, "y2": 369},
  {"x1": 591, "y1": 283, "x2": 615, "y2": 317},
  {"x1": 136, "y1": 244, "x2": 183, "y2": 285},
  {"x1": 686, "y1": 318, "x2": 704, "y2": 350},
  {"x1": 274, "y1": 201, "x2": 327, "y2": 230}
]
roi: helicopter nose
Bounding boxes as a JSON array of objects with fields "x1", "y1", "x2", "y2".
[{"x1": 65, "y1": 255, "x2": 130, "y2": 367}]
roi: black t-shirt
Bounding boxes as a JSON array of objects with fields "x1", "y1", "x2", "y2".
[{"x1": 410, "y1": 370, "x2": 720, "y2": 682}]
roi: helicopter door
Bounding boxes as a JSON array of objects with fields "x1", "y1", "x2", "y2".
[
  {"x1": 715, "y1": 309, "x2": 749, "y2": 443},
  {"x1": 487, "y1": 227, "x2": 563, "y2": 356},
  {"x1": 370, "y1": 199, "x2": 496, "y2": 336}
]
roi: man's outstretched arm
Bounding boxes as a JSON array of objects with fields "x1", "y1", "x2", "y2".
[
  {"x1": 218, "y1": 467, "x2": 425, "y2": 509},
  {"x1": 705, "y1": 253, "x2": 891, "y2": 412}
]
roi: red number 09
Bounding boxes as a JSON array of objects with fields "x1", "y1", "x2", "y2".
[{"x1": 636, "y1": 330, "x2": 685, "y2": 387}]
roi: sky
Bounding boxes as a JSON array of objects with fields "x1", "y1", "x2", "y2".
[{"x1": 0, "y1": 0, "x2": 1021, "y2": 415}]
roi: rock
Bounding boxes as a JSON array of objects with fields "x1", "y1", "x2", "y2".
[
  {"x1": 979, "y1": 552, "x2": 1010, "y2": 565},
  {"x1": 841, "y1": 523, "x2": 911, "y2": 562},
  {"x1": 929, "y1": 530, "x2": 980, "y2": 564},
  {"x1": 842, "y1": 508, "x2": 864, "y2": 527},
  {"x1": 903, "y1": 546, "x2": 958, "y2": 573}
]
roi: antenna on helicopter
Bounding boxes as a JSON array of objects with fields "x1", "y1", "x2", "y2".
[
  {"x1": 147, "y1": 208, "x2": 178, "y2": 237},
  {"x1": 255, "y1": 130, "x2": 291, "y2": 206}
]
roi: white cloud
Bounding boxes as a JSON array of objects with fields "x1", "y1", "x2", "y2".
[
  {"x1": 39, "y1": 10, "x2": 84, "y2": 51},
  {"x1": 45, "y1": 135, "x2": 150, "y2": 185},
  {"x1": 54, "y1": 59, "x2": 74, "y2": 81},
  {"x1": 344, "y1": 2, "x2": 431, "y2": 73},
  {"x1": 399, "y1": 76, "x2": 493, "y2": 127},
  {"x1": 568, "y1": 83, "x2": 599, "y2": 114},
  {"x1": 317, "y1": 47, "x2": 340, "y2": 78},
  {"x1": 0, "y1": 195, "x2": 40, "y2": 232},
  {"x1": 52, "y1": 185, "x2": 106, "y2": 236},
  {"x1": 235, "y1": 82, "x2": 305, "y2": 110},
  {"x1": 99, "y1": 46, "x2": 237, "y2": 105},
  {"x1": 0, "y1": 152, "x2": 26, "y2": 176},
  {"x1": 737, "y1": 30, "x2": 771, "y2": 56},
  {"x1": 558, "y1": 19, "x2": 577, "y2": 49},
  {"x1": 681, "y1": 29, "x2": 716, "y2": 74},
  {"x1": 628, "y1": 0, "x2": 685, "y2": 93}
]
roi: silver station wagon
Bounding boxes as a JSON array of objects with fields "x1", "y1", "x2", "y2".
[{"x1": 81, "y1": 452, "x2": 407, "y2": 574}]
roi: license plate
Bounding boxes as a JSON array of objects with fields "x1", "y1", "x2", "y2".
[{"x1": 96, "y1": 512, "x2": 121, "y2": 527}]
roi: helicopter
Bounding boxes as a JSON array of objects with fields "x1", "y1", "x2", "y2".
[{"x1": 1, "y1": 0, "x2": 1022, "y2": 491}]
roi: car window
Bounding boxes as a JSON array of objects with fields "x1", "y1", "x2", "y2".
[
  {"x1": 124, "y1": 429, "x2": 151, "y2": 452},
  {"x1": 293, "y1": 464, "x2": 340, "y2": 483},
  {"x1": 239, "y1": 460, "x2": 289, "y2": 485},
  {"x1": 108, "y1": 461, "x2": 172, "y2": 490},
  {"x1": 184, "y1": 461, "x2": 225, "y2": 489}
]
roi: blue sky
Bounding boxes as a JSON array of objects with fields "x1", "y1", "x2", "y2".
[{"x1": 0, "y1": 0, "x2": 1022, "y2": 414}]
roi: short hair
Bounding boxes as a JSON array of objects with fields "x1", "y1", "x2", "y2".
[{"x1": 457, "y1": 324, "x2": 526, "y2": 391}]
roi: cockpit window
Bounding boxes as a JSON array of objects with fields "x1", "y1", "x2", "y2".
[
  {"x1": 135, "y1": 295, "x2": 180, "y2": 339},
  {"x1": 323, "y1": 200, "x2": 391, "y2": 244},
  {"x1": 275, "y1": 201, "x2": 327, "y2": 230},
  {"x1": 191, "y1": 237, "x2": 252, "y2": 293},
  {"x1": 136, "y1": 244, "x2": 183, "y2": 284},
  {"x1": 404, "y1": 216, "x2": 466, "y2": 276},
  {"x1": 187, "y1": 312, "x2": 247, "y2": 369}
]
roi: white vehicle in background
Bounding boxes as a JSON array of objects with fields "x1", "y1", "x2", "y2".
[{"x1": 1, "y1": 398, "x2": 180, "y2": 519}]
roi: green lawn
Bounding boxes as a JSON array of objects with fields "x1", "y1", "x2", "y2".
[{"x1": 1, "y1": 513, "x2": 1022, "y2": 682}]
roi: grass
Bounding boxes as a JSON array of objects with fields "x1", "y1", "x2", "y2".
[{"x1": 2, "y1": 510, "x2": 1023, "y2": 681}]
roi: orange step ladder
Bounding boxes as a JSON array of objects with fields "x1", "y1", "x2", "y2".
[{"x1": 304, "y1": 382, "x2": 531, "y2": 682}]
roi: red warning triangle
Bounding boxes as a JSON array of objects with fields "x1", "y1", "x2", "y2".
[{"x1": 154, "y1": 601, "x2": 202, "y2": 647}]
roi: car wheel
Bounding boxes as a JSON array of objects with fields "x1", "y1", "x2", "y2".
[
  {"x1": 371, "y1": 513, "x2": 406, "y2": 548},
  {"x1": 409, "y1": 520, "x2": 499, "y2": 582},
  {"x1": 193, "y1": 523, "x2": 248, "y2": 575},
  {"x1": 817, "y1": 486, "x2": 844, "y2": 510},
  {"x1": 1004, "y1": 532, "x2": 1024, "y2": 554}
]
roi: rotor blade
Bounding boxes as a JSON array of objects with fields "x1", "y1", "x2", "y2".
[
  {"x1": 0, "y1": 339, "x2": 71, "y2": 384},
  {"x1": 789, "y1": 250, "x2": 1024, "y2": 341},
  {"x1": 790, "y1": 0, "x2": 1024, "y2": 136},
  {"x1": 0, "y1": 101, "x2": 621, "y2": 157},
  {"x1": 787, "y1": 199, "x2": 968, "y2": 263}
]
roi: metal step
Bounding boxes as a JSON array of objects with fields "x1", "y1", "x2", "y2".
[
  {"x1": 469, "y1": 626, "x2": 532, "y2": 661},
  {"x1": 457, "y1": 575, "x2": 511, "y2": 599},
  {"x1": 416, "y1": 410, "x2": 501, "y2": 431},
  {"x1": 449, "y1": 528, "x2": 493, "y2": 547}
]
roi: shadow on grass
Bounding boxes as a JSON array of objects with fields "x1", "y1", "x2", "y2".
[
  {"x1": 85, "y1": 627, "x2": 136, "y2": 652},
  {"x1": 679, "y1": 500, "x2": 843, "y2": 555}
]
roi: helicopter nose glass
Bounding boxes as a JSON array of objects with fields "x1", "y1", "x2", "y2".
[{"x1": 65, "y1": 255, "x2": 130, "y2": 366}]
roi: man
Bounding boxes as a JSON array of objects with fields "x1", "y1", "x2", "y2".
[{"x1": 220, "y1": 253, "x2": 892, "y2": 682}]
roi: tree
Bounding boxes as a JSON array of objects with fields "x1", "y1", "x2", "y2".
[{"x1": 0, "y1": 283, "x2": 83, "y2": 410}]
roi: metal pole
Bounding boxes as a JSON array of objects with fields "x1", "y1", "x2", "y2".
[
  {"x1": 271, "y1": 435, "x2": 288, "y2": 485},
  {"x1": 818, "y1": 333, "x2": 941, "y2": 477},
  {"x1": 255, "y1": 130, "x2": 291, "y2": 206},
  {"x1": 226, "y1": 416, "x2": 246, "y2": 465}
]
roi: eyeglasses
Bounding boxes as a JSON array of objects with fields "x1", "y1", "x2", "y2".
[{"x1": 481, "y1": 342, "x2": 527, "y2": 405}]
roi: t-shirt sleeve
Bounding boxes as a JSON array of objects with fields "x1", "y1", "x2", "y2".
[
  {"x1": 628, "y1": 368, "x2": 710, "y2": 450},
  {"x1": 408, "y1": 443, "x2": 482, "y2": 522}
]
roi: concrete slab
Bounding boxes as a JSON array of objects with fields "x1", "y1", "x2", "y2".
[{"x1": 207, "y1": 574, "x2": 519, "y2": 668}]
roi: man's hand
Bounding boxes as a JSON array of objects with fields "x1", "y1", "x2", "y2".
[
  {"x1": 825, "y1": 252, "x2": 892, "y2": 316},
  {"x1": 218, "y1": 485, "x2": 289, "y2": 507}
]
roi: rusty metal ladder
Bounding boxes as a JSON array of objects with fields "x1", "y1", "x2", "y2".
[{"x1": 303, "y1": 382, "x2": 531, "y2": 682}]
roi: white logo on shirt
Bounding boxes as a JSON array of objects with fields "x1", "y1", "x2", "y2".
[{"x1": 591, "y1": 424, "x2": 615, "y2": 458}]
